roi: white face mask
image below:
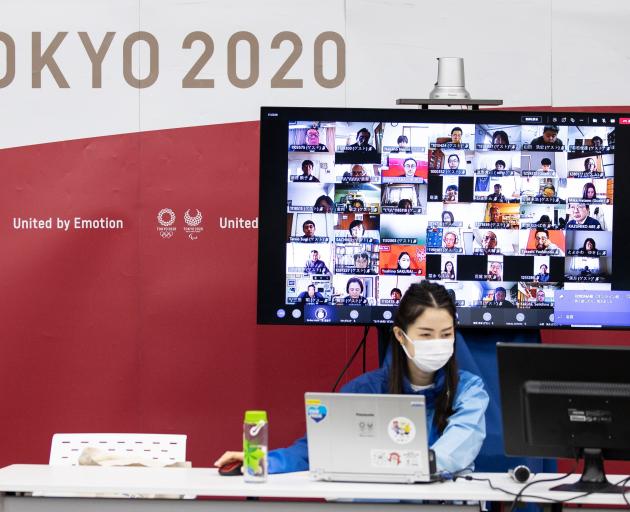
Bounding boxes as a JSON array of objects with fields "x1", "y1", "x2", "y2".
[{"x1": 399, "y1": 331, "x2": 454, "y2": 373}]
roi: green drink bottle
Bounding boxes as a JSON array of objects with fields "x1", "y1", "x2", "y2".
[{"x1": 243, "y1": 410, "x2": 268, "y2": 482}]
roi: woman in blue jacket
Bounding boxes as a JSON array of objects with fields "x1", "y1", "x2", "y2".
[{"x1": 216, "y1": 281, "x2": 489, "y2": 474}]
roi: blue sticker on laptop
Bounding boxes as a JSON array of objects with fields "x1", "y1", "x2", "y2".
[{"x1": 307, "y1": 405, "x2": 328, "y2": 423}]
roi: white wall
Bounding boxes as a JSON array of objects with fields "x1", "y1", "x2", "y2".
[{"x1": 0, "y1": 0, "x2": 628, "y2": 149}]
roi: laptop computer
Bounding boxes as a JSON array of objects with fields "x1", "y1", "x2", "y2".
[{"x1": 305, "y1": 392, "x2": 436, "y2": 483}]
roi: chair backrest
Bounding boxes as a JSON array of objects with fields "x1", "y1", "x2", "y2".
[{"x1": 50, "y1": 433, "x2": 187, "y2": 466}]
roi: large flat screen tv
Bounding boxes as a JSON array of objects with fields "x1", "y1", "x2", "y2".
[{"x1": 258, "y1": 107, "x2": 630, "y2": 329}]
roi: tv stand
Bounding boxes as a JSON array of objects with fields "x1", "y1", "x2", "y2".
[
  {"x1": 395, "y1": 98, "x2": 503, "y2": 110},
  {"x1": 551, "y1": 448, "x2": 630, "y2": 494}
]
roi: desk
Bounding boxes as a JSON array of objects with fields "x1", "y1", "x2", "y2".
[{"x1": 0, "y1": 465, "x2": 628, "y2": 511}]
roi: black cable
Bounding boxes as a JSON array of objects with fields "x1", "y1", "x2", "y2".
[
  {"x1": 456, "y1": 474, "x2": 630, "y2": 508},
  {"x1": 362, "y1": 328, "x2": 367, "y2": 373},
  {"x1": 620, "y1": 476, "x2": 630, "y2": 508},
  {"x1": 459, "y1": 475, "x2": 588, "y2": 504},
  {"x1": 332, "y1": 326, "x2": 370, "y2": 392},
  {"x1": 509, "y1": 466, "x2": 577, "y2": 512}
]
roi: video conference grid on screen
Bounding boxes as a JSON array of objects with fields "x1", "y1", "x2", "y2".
[
  {"x1": 266, "y1": 111, "x2": 624, "y2": 327},
  {"x1": 259, "y1": 109, "x2": 630, "y2": 327}
]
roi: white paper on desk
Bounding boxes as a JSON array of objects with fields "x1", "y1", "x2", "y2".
[
  {"x1": 36, "y1": 447, "x2": 193, "y2": 499},
  {"x1": 78, "y1": 446, "x2": 190, "y2": 469}
]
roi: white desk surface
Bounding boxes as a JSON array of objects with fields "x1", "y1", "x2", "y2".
[{"x1": 0, "y1": 465, "x2": 628, "y2": 505}]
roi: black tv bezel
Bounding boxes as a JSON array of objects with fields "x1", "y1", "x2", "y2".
[
  {"x1": 498, "y1": 342, "x2": 630, "y2": 460},
  {"x1": 258, "y1": 106, "x2": 630, "y2": 330}
]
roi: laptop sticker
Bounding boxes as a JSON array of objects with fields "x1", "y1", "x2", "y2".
[
  {"x1": 371, "y1": 449, "x2": 422, "y2": 468},
  {"x1": 307, "y1": 404, "x2": 327, "y2": 423},
  {"x1": 387, "y1": 416, "x2": 416, "y2": 444},
  {"x1": 357, "y1": 418, "x2": 375, "y2": 437}
]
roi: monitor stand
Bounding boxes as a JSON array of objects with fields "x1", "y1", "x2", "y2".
[{"x1": 551, "y1": 448, "x2": 630, "y2": 494}]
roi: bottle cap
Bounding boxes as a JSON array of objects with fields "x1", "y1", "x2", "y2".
[{"x1": 244, "y1": 410, "x2": 268, "y2": 423}]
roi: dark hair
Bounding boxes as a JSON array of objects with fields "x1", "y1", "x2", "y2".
[
  {"x1": 536, "y1": 228, "x2": 549, "y2": 237},
  {"x1": 397, "y1": 135, "x2": 408, "y2": 144},
  {"x1": 495, "y1": 286, "x2": 507, "y2": 294},
  {"x1": 307, "y1": 284, "x2": 316, "y2": 291},
  {"x1": 310, "y1": 249, "x2": 319, "y2": 255},
  {"x1": 301, "y1": 159, "x2": 314, "y2": 171},
  {"x1": 346, "y1": 277, "x2": 363, "y2": 294},
  {"x1": 314, "y1": 195, "x2": 333, "y2": 210},
  {"x1": 351, "y1": 199, "x2": 364, "y2": 208},
  {"x1": 447, "y1": 154, "x2": 460, "y2": 163},
  {"x1": 584, "y1": 158, "x2": 596, "y2": 169},
  {"x1": 539, "y1": 264, "x2": 548, "y2": 272},
  {"x1": 444, "y1": 260, "x2": 455, "y2": 277},
  {"x1": 493, "y1": 183, "x2": 502, "y2": 189},
  {"x1": 543, "y1": 125, "x2": 559, "y2": 134},
  {"x1": 389, "y1": 281, "x2": 458, "y2": 433},
  {"x1": 450, "y1": 126, "x2": 462, "y2": 135},
  {"x1": 445, "y1": 184, "x2": 458, "y2": 192},
  {"x1": 356, "y1": 128, "x2": 370, "y2": 138},
  {"x1": 302, "y1": 220, "x2": 315, "y2": 229},
  {"x1": 403, "y1": 157, "x2": 417, "y2": 167},
  {"x1": 537, "y1": 214, "x2": 551, "y2": 224},
  {"x1": 582, "y1": 182, "x2": 596, "y2": 199},
  {"x1": 592, "y1": 136, "x2": 603, "y2": 144},
  {"x1": 349, "y1": 219, "x2": 364, "y2": 234},
  {"x1": 542, "y1": 183, "x2": 556, "y2": 193},
  {"x1": 541, "y1": 158, "x2": 552, "y2": 166},
  {"x1": 572, "y1": 202, "x2": 590, "y2": 212},
  {"x1": 492, "y1": 130, "x2": 509, "y2": 145},
  {"x1": 442, "y1": 211, "x2": 454, "y2": 225},
  {"x1": 495, "y1": 159, "x2": 506, "y2": 168},
  {"x1": 398, "y1": 199, "x2": 413, "y2": 209},
  {"x1": 353, "y1": 251, "x2": 369, "y2": 262},
  {"x1": 391, "y1": 287, "x2": 402, "y2": 295},
  {"x1": 582, "y1": 237, "x2": 597, "y2": 250},
  {"x1": 397, "y1": 251, "x2": 411, "y2": 269}
]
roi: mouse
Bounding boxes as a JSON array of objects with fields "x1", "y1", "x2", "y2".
[{"x1": 218, "y1": 460, "x2": 243, "y2": 476}]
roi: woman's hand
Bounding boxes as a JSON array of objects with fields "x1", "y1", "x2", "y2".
[{"x1": 214, "y1": 451, "x2": 244, "y2": 468}]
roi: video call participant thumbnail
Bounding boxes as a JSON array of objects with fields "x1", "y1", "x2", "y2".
[
  {"x1": 534, "y1": 263, "x2": 550, "y2": 282},
  {"x1": 389, "y1": 135, "x2": 411, "y2": 153},
  {"x1": 487, "y1": 260, "x2": 503, "y2": 281},
  {"x1": 488, "y1": 286, "x2": 516, "y2": 308},
  {"x1": 297, "y1": 284, "x2": 327, "y2": 304},
  {"x1": 530, "y1": 125, "x2": 564, "y2": 149},
  {"x1": 517, "y1": 283, "x2": 554, "y2": 308},
  {"x1": 429, "y1": 124, "x2": 473, "y2": 150},
  {"x1": 335, "y1": 125, "x2": 381, "y2": 164},
  {"x1": 380, "y1": 246, "x2": 426, "y2": 276},
  {"x1": 303, "y1": 249, "x2": 332, "y2": 275},
  {"x1": 478, "y1": 205, "x2": 515, "y2": 229},
  {"x1": 565, "y1": 203, "x2": 602, "y2": 230},
  {"x1": 293, "y1": 159, "x2": 320, "y2": 182},
  {"x1": 425, "y1": 227, "x2": 462, "y2": 254},
  {"x1": 521, "y1": 229, "x2": 565, "y2": 256},
  {"x1": 565, "y1": 231, "x2": 610, "y2": 257},
  {"x1": 427, "y1": 176, "x2": 474, "y2": 203},
  {"x1": 472, "y1": 229, "x2": 517, "y2": 256},
  {"x1": 341, "y1": 164, "x2": 371, "y2": 183},
  {"x1": 288, "y1": 124, "x2": 330, "y2": 152},
  {"x1": 347, "y1": 128, "x2": 376, "y2": 151},
  {"x1": 287, "y1": 183, "x2": 336, "y2": 213},
  {"x1": 343, "y1": 277, "x2": 369, "y2": 306},
  {"x1": 475, "y1": 125, "x2": 518, "y2": 151},
  {"x1": 313, "y1": 195, "x2": 334, "y2": 213},
  {"x1": 564, "y1": 257, "x2": 610, "y2": 283},
  {"x1": 288, "y1": 215, "x2": 332, "y2": 243},
  {"x1": 376, "y1": 275, "x2": 417, "y2": 305}
]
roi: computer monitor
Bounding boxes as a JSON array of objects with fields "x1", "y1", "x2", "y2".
[
  {"x1": 258, "y1": 107, "x2": 630, "y2": 329},
  {"x1": 497, "y1": 343, "x2": 630, "y2": 493}
]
